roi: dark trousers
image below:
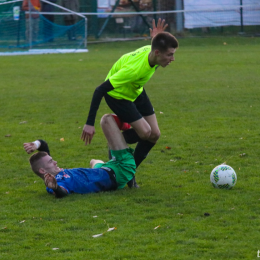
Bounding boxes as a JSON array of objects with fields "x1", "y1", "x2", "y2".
[
  {"x1": 65, "y1": 19, "x2": 76, "y2": 40},
  {"x1": 43, "y1": 15, "x2": 55, "y2": 42}
]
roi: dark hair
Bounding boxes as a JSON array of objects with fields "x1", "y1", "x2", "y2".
[
  {"x1": 151, "y1": 32, "x2": 179, "y2": 52},
  {"x1": 29, "y1": 151, "x2": 48, "y2": 176}
]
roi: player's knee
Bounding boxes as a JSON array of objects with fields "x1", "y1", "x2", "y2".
[
  {"x1": 149, "y1": 129, "x2": 161, "y2": 142},
  {"x1": 138, "y1": 127, "x2": 152, "y2": 140},
  {"x1": 90, "y1": 159, "x2": 95, "y2": 168},
  {"x1": 100, "y1": 114, "x2": 112, "y2": 126}
]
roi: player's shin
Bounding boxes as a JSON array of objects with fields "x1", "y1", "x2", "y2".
[{"x1": 134, "y1": 140, "x2": 156, "y2": 168}]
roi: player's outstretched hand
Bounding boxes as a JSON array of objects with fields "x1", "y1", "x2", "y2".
[
  {"x1": 81, "y1": 124, "x2": 95, "y2": 145},
  {"x1": 44, "y1": 173, "x2": 57, "y2": 190},
  {"x1": 23, "y1": 142, "x2": 37, "y2": 154},
  {"x1": 149, "y1": 18, "x2": 168, "y2": 38}
]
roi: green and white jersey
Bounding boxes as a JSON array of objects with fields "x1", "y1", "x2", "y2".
[{"x1": 105, "y1": 45, "x2": 158, "y2": 102}]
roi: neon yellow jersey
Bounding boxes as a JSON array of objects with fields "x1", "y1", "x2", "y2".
[{"x1": 105, "y1": 45, "x2": 158, "y2": 101}]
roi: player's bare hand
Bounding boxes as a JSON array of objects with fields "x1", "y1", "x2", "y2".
[
  {"x1": 44, "y1": 173, "x2": 57, "y2": 190},
  {"x1": 81, "y1": 124, "x2": 95, "y2": 145},
  {"x1": 23, "y1": 142, "x2": 37, "y2": 154},
  {"x1": 149, "y1": 18, "x2": 168, "y2": 38}
]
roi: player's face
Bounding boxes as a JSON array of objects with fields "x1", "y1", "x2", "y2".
[
  {"x1": 156, "y1": 48, "x2": 176, "y2": 68},
  {"x1": 40, "y1": 155, "x2": 61, "y2": 176}
]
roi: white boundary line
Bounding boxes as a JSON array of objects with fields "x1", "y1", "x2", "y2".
[{"x1": 0, "y1": 49, "x2": 88, "y2": 56}]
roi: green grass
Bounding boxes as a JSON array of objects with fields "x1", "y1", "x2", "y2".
[{"x1": 1, "y1": 36, "x2": 260, "y2": 259}]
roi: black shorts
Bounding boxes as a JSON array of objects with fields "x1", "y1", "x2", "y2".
[{"x1": 104, "y1": 89, "x2": 154, "y2": 123}]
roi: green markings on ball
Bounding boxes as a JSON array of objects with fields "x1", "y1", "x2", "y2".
[
  {"x1": 232, "y1": 172, "x2": 236, "y2": 185},
  {"x1": 217, "y1": 184, "x2": 231, "y2": 189},
  {"x1": 219, "y1": 166, "x2": 231, "y2": 171},
  {"x1": 213, "y1": 170, "x2": 219, "y2": 183}
]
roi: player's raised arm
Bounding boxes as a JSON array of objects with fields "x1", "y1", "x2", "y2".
[
  {"x1": 149, "y1": 18, "x2": 168, "y2": 38},
  {"x1": 23, "y1": 140, "x2": 50, "y2": 154},
  {"x1": 23, "y1": 142, "x2": 38, "y2": 154}
]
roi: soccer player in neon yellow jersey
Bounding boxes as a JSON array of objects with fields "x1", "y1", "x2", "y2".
[{"x1": 81, "y1": 18, "x2": 179, "y2": 187}]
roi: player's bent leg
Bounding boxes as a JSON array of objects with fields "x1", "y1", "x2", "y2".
[
  {"x1": 101, "y1": 114, "x2": 128, "y2": 151},
  {"x1": 90, "y1": 159, "x2": 104, "y2": 169},
  {"x1": 143, "y1": 114, "x2": 161, "y2": 143},
  {"x1": 126, "y1": 117, "x2": 156, "y2": 188},
  {"x1": 130, "y1": 118, "x2": 152, "y2": 140},
  {"x1": 133, "y1": 114, "x2": 160, "y2": 169}
]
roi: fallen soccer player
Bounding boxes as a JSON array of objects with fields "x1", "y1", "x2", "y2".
[{"x1": 23, "y1": 114, "x2": 136, "y2": 198}]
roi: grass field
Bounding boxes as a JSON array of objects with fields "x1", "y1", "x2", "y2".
[{"x1": 1, "y1": 36, "x2": 260, "y2": 260}]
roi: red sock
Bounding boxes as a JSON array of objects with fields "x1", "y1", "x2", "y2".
[
  {"x1": 121, "y1": 122, "x2": 131, "y2": 131},
  {"x1": 111, "y1": 114, "x2": 131, "y2": 130}
]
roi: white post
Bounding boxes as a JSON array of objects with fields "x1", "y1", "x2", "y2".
[
  {"x1": 84, "y1": 18, "x2": 88, "y2": 48},
  {"x1": 28, "y1": 0, "x2": 32, "y2": 49},
  {"x1": 176, "y1": 0, "x2": 183, "y2": 33}
]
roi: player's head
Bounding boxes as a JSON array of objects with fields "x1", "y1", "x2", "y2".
[
  {"x1": 29, "y1": 152, "x2": 61, "y2": 178},
  {"x1": 151, "y1": 32, "x2": 178, "y2": 52},
  {"x1": 151, "y1": 32, "x2": 179, "y2": 67}
]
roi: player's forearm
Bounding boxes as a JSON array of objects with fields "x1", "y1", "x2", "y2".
[
  {"x1": 52, "y1": 185, "x2": 68, "y2": 198},
  {"x1": 86, "y1": 80, "x2": 114, "y2": 126},
  {"x1": 37, "y1": 139, "x2": 50, "y2": 155},
  {"x1": 86, "y1": 89, "x2": 102, "y2": 126}
]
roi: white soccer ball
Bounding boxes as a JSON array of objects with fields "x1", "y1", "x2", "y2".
[{"x1": 210, "y1": 164, "x2": 237, "y2": 189}]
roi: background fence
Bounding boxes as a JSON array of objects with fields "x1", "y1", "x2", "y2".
[
  {"x1": 0, "y1": 0, "x2": 259, "y2": 51},
  {"x1": 85, "y1": 0, "x2": 260, "y2": 39},
  {"x1": 0, "y1": 0, "x2": 87, "y2": 50}
]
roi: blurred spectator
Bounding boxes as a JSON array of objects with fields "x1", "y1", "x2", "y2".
[
  {"x1": 62, "y1": 0, "x2": 79, "y2": 40},
  {"x1": 22, "y1": 0, "x2": 41, "y2": 42},
  {"x1": 42, "y1": 0, "x2": 57, "y2": 42}
]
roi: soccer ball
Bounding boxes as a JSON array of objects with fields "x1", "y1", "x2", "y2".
[{"x1": 210, "y1": 164, "x2": 237, "y2": 189}]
